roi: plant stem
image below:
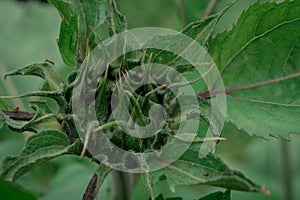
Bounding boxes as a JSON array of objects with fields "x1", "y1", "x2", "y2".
[
  {"x1": 204, "y1": 0, "x2": 217, "y2": 17},
  {"x1": 1, "y1": 110, "x2": 35, "y2": 121},
  {"x1": 111, "y1": 170, "x2": 133, "y2": 200},
  {"x1": 83, "y1": 173, "x2": 99, "y2": 200},
  {"x1": 280, "y1": 139, "x2": 294, "y2": 200},
  {"x1": 198, "y1": 71, "x2": 300, "y2": 99},
  {"x1": 146, "y1": 172, "x2": 154, "y2": 200},
  {"x1": 177, "y1": 0, "x2": 189, "y2": 25},
  {"x1": 82, "y1": 164, "x2": 112, "y2": 200}
]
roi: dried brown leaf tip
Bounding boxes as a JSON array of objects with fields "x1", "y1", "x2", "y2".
[
  {"x1": 261, "y1": 184, "x2": 271, "y2": 196},
  {"x1": 44, "y1": 59, "x2": 55, "y2": 65}
]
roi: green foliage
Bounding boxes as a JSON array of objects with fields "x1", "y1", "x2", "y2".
[
  {"x1": 0, "y1": 98, "x2": 10, "y2": 111},
  {"x1": 49, "y1": 0, "x2": 126, "y2": 67},
  {"x1": 0, "y1": 101, "x2": 62, "y2": 133},
  {"x1": 209, "y1": 0, "x2": 300, "y2": 138},
  {"x1": 0, "y1": 178, "x2": 37, "y2": 200},
  {"x1": 82, "y1": 164, "x2": 112, "y2": 199},
  {"x1": 0, "y1": 0, "x2": 299, "y2": 199},
  {"x1": 4, "y1": 63, "x2": 64, "y2": 91},
  {"x1": 0, "y1": 130, "x2": 80, "y2": 182},
  {"x1": 150, "y1": 150, "x2": 260, "y2": 192}
]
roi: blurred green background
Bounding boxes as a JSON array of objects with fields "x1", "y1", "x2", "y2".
[{"x1": 0, "y1": 0, "x2": 299, "y2": 199}]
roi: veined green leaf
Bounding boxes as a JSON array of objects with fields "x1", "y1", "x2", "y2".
[
  {"x1": 0, "y1": 178, "x2": 37, "y2": 200},
  {"x1": 145, "y1": 15, "x2": 219, "y2": 69},
  {"x1": 48, "y1": 0, "x2": 78, "y2": 67},
  {"x1": 150, "y1": 149, "x2": 261, "y2": 193},
  {"x1": 57, "y1": 15, "x2": 78, "y2": 67},
  {"x1": 72, "y1": 0, "x2": 126, "y2": 50},
  {"x1": 70, "y1": 0, "x2": 105, "y2": 58},
  {"x1": 0, "y1": 130, "x2": 81, "y2": 182},
  {"x1": 181, "y1": 0, "x2": 257, "y2": 34},
  {"x1": 179, "y1": 0, "x2": 239, "y2": 46},
  {"x1": 182, "y1": 15, "x2": 220, "y2": 46},
  {"x1": 49, "y1": 0, "x2": 126, "y2": 67},
  {"x1": 208, "y1": 0, "x2": 300, "y2": 138},
  {"x1": 48, "y1": 0, "x2": 73, "y2": 21},
  {"x1": 143, "y1": 1, "x2": 237, "y2": 75}
]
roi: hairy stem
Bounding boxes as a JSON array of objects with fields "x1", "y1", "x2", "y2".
[
  {"x1": 1, "y1": 110, "x2": 35, "y2": 121},
  {"x1": 82, "y1": 164, "x2": 112, "y2": 200},
  {"x1": 146, "y1": 172, "x2": 154, "y2": 200}
]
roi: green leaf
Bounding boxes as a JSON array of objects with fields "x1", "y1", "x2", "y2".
[
  {"x1": 0, "y1": 114, "x2": 4, "y2": 130},
  {"x1": 0, "y1": 97, "x2": 10, "y2": 111},
  {"x1": 182, "y1": 15, "x2": 220, "y2": 46},
  {"x1": 2, "y1": 63, "x2": 67, "y2": 108},
  {"x1": 96, "y1": 69, "x2": 109, "y2": 124},
  {"x1": 49, "y1": 0, "x2": 126, "y2": 66},
  {"x1": 0, "y1": 130, "x2": 81, "y2": 181},
  {"x1": 0, "y1": 178, "x2": 37, "y2": 200},
  {"x1": 199, "y1": 190, "x2": 230, "y2": 200},
  {"x1": 64, "y1": 0, "x2": 99, "y2": 60},
  {"x1": 57, "y1": 15, "x2": 78, "y2": 67},
  {"x1": 150, "y1": 149, "x2": 261, "y2": 193},
  {"x1": 0, "y1": 89, "x2": 66, "y2": 111},
  {"x1": 106, "y1": 0, "x2": 127, "y2": 35},
  {"x1": 208, "y1": 1, "x2": 300, "y2": 138},
  {"x1": 144, "y1": 1, "x2": 237, "y2": 72},
  {"x1": 72, "y1": 0, "x2": 126, "y2": 49},
  {"x1": 182, "y1": 0, "x2": 238, "y2": 45},
  {"x1": 41, "y1": 159, "x2": 98, "y2": 200},
  {"x1": 180, "y1": 0, "x2": 246, "y2": 24},
  {"x1": 48, "y1": 0, "x2": 78, "y2": 67},
  {"x1": 0, "y1": 97, "x2": 10, "y2": 129},
  {"x1": 25, "y1": 101, "x2": 63, "y2": 132},
  {"x1": 48, "y1": 0, "x2": 74, "y2": 21},
  {"x1": 4, "y1": 62, "x2": 64, "y2": 91}
]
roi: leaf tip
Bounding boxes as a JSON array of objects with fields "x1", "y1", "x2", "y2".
[
  {"x1": 261, "y1": 184, "x2": 271, "y2": 196},
  {"x1": 3, "y1": 72, "x2": 10, "y2": 80}
]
